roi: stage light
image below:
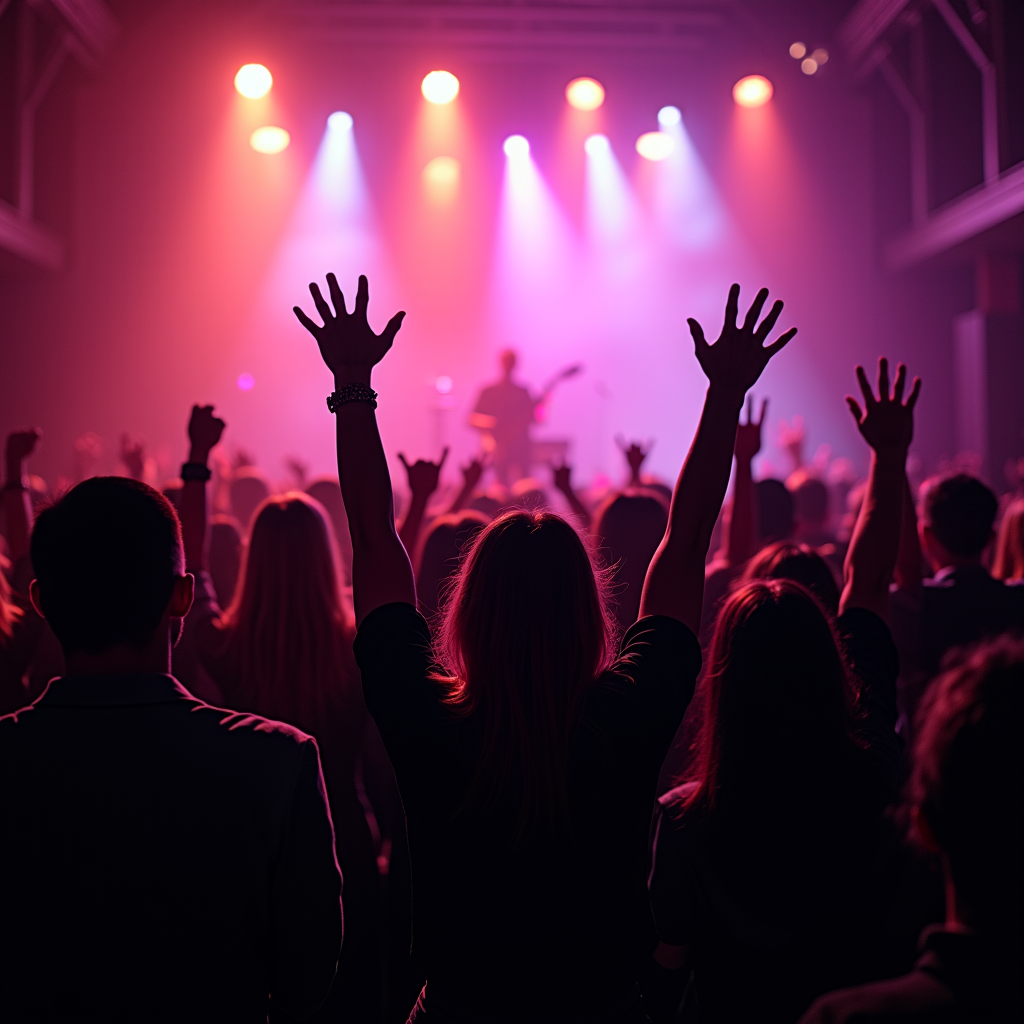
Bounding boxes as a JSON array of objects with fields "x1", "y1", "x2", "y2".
[
  {"x1": 565, "y1": 77, "x2": 605, "y2": 111},
  {"x1": 435, "y1": 375, "x2": 453, "y2": 394},
  {"x1": 789, "y1": 41, "x2": 806, "y2": 59},
  {"x1": 503, "y1": 134, "x2": 530, "y2": 158},
  {"x1": 234, "y1": 64, "x2": 272, "y2": 99},
  {"x1": 658, "y1": 105, "x2": 682, "y2": 127},
  {"x1": 811, "y1": 48, "x2": 829, "y2": 65},
  {"x1": 327, "y1": 111, "x2": 353, "y2": 131},
  {"x1": 584, "y1": 133, "x2": 610, "y2": 156},
  {"x1": 237, "y1": 372, "x2": 255, "y2": 391},
  {"x1": 421, "y1": 70, "x2": 460, "y2": 104},
  {"x1": 423, "y1": 156, "x2": 460, "y2": 185},
  {"x1": 732, "y1": 75, "x2": 773, "y2": 108},
  {"x1": 636, "y1": 131, "x2": 674, "y2": 161},
  {"x1": 801, "y1": 58, "x2": 818, "y2": 75},
  {"x1": 250, "y1": 126, "x2": 290, "y2": 153}
]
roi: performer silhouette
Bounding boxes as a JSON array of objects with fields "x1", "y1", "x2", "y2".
[{"x1": 470, "y1": 350, "x2": 536, "y2": 485}]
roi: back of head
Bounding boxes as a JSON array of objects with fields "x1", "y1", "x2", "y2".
[
  {"x1": 223, "y1": 492, "x2": 352, "y2": 727},
  {"x1": 921, "y1": 473, "x2": 997, "y2": 559},
  {"x1": 305, "y1": 476, "x2": 353, "y2": 582},
  {"x1": 31, "y1": 477, "x2": 182, "y2": 656},
  {"x1": 755, "y1": 478, "x2": 795, "y2": 544},
  {"x1": 696, "y1": 579, "x2": 854, "y2": 813},
  {"x1": 208, "y1": 515, "x2": 242, "y2": 609},
  {"x1": 439, "y1": 510, "x2": 613, "y2": 830},
  {"x1": 791, "y1": 474, "x2": 830, "y2": 529},
  {"x1": 741, "y1": 541, "x2": 840, "y2": 617},
  {"x1": 230, "y1": 468, "x2": 272, "y2": 534},
  {"x1": 593, "y1": 490, "x2": 669, "y2": 629},
  {"x1": 912, "y1": 637, "x2": 1023, "y2": 936},
  {"x1": 416, "y1": 510, "x2": 489, "y2": 621},
  {"x1": 993, "y1": 498, "x2": 1024, "y2": 582},
  {"x1": 510, "y1": 477, "x2": 547, "y2": 511}
]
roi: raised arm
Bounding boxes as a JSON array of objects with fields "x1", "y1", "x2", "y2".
[
  {"x1": 294, "y1": 274, "x2": 413, "y2": 624},
  {"x1": 553, "y1": 462, "x2": 591, "y2": 528},
  {"x1": 894, "y1": 470, "x2": 924, "y2": 590},
  {"x1": 640, "y1": 285, "x2": 796, "y2": 632},
  {"x1": 721, "y1": 396, "x2": 766, "y2": 567},
  {"x1": 840, "y1": 359, "x2": 920, "y2": 620},
  {"x1": 179, "y1": 405, "x2": 226, "y2": 574},
  {"x1": 447, "y1": 456, "x2": 485, "y2": 514},
  {"x1": 397, "y1": 449, "x2": 448, "y2": 562},
  {"x1": 3, "y1": 430, "x2": 41, "y2": 568},
  {"x1": 618, "y1": 439, "x2": 650, "y2": 488}
]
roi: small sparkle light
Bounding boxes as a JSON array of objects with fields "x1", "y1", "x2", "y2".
[
  {"x1": 249, "y1": 126, "x2": 290, "y2": 153},
  {"x1": 565, "y1": 77, "x2": 605, "y2": 111},
  {"x1": 789, "y1": 42, "x2": 807, "y2": 59},
  {"x1": 732, "y1": 75, "x2": 773, "y2": 108},
  {"x1": 657, "y1": 105, "x2": 682, "y2": 127},
  {"x1": 801, "y1": 58, "x2": 818, "y2": 75},
  {"x1": 811, "y1": 48, "x2": 829, "y2": 65},
  {"x1": 237, "y1": 373, "x2": 255, "y2": 391}
]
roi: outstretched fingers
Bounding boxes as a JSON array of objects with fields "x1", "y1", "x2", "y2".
[
  {"x1": 293, "y1": 305, "x2": 321, "y2": 338},
  {"x1": 877, "y1": 357, "x2": 890, "y2": 402},
  {"x1": 439, "y1": 447, "x2": 450, "y2": 469},
  {"x1": 355, "y1": 274, "x2": 369, "y2": 318},
  {"x1": 855, "y1": 365, "x2": 876, "y2": 408},
  {"x1": 755, "y1": 300, "x2": 785, "y2": 342},
  {"x1": 381, "y1": 311, "x2": 406, "y2": 347},
  {"x1": 765, "y1": 326, "x2": 797, "y2": 358},
  {"x1": 758, "y1": 397, "x2": 769, "y2": 427},
  {"x1": 398, "y1": 452, "x2": 410, "y2": 471},
  {"x1": 743, "y1": 288, "x2": 769, "y2": 331},
  {"x1": 688, "y1": 318, "x2": 709, "y2": 359},
  {"x1": 326, "y1": 273, "x2": 347, "y2": 317},
  {"x1": 309, "y1": 282, "x2": 333, "y2": 325},
  {"x1": 724, "y1": 283, "x2": 740, "y2": 329},
  {"x1": 845, "y1": 395, "x2": 864, "y2": 425},
  {"x1": 906, "y1": 376, "x2": 922, "y2": 410}
]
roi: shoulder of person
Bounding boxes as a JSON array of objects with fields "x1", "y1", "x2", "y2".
[{"x1": 184, "y1": 700, "x2": 319, "y2": 763}]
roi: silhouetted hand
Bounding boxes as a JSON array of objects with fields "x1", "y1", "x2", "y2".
[
  {"x1": 735, "y1": 396, "x2": 767, "y2": 463},
  {"x1": 616, "y1": 438, "x2": 651, "y2": 485},
  {"x1": 188, "y1": 404, "x2": 226, "y2": 464},
  {"x1": 688, "y1": 284, "x2": 796, "y2": 399},
  {"x1": 294, "y1": 273, "x2": 405, "y2": 381},
  {"x1": 552, "y1": 463, "x2": 574, "y2": 493},
  {"x1": 6, "y1": 429, "x2": 41, "y2": 469},
  {"x1": 778, "y1": 415, "x2": 805, "y2": 469},
  {"x1": 120, "y1": 434, "x2": 146, "y2": 481},
  {"x1": 399, "y1": 448, "x2": 448, "y2": 498},
  {"x1": 461, "y1": 456, "x2": 485, "y2": 492},
  {"x1": 846, "y1": 358, "x2": 920, "y2": 452}
]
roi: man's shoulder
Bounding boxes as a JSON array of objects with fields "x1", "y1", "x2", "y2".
[{"x1": 176, "y1": 700, "x2": 318, "y2": 761}]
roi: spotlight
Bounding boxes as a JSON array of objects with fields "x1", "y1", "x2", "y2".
[
  {"x1": 237, "y1": 372, "x2": 255, "y2": 391},
  {"x1": 435, "y1": 375, "x2": 453, "y2": 394},
  {"x1": 811, "y1": 48, "x2": 829, "y2": 65},
  {"x1": 327, "y1": 111, "x2": 353, "y2": 131},
  {"x1": 657, "y1": 105, "x2": 682, "y2": 127},
  {"x1": 423, "y1": 156, "x2": 460, "y2": 185},
  {"x1": 789, "y1": 41, "x2": 807, "y2": 59},
  {"x1": 801, "y1": 58, "x2": 818, "y2": 75},
  {"x1": 234, "y1": 64, "x2": 272, "y2": 99},
  {"x1": 732, "y1": 75, "x2": 773, "y2": 108},
  {"x1": 584, "y1": 133, "x2": 610, "y2": 156},
  {"x1": 635, "y1": 131, "x2": 674, "y2": 161},
  {"x1": 421, "y1": 70, "x2": 460, "y2": 104},
  {"x1": 565, "y1": 77, "x2": 605, "y2": 111},
  {"x1": 249, "y1": 126, "x2": 290, "y2": 154},
  {"x1": 503, "y1": 134, "x2": 530, "y2": 158}
]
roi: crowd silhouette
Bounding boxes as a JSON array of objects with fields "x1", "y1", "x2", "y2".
[{"x1": 0, "y1": 276, "x2": 1021, "y2": 1023}]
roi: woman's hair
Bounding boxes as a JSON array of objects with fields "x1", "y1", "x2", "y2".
[
  {"x1": 436, "y1": 510, "x2": 614, "y2": 833},
  {"x1": 740, "y1": 541, "x2": 840, "y2": 617},
  {"x1": 687, "y1": 578, "x2": 859, "y2": 815},
  {"x1": 592, "y1": 489, "x2": 669, "y2": 630},
  {"x1": 993, "y1": 498, "x2": 1024, "y2": 582},
  {"x1": 416, "y1": 510, "x2": 490, "y2": 621},
  {"x1": 218, "y1": 492, "x2": 354, "y2": 730}
]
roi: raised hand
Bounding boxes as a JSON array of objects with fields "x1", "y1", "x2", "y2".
[
  {"x1": 461, "y1": 456, "x2": 485, "y2": 493},
  {"x1": 293, "y1": 273, "x2": 405, "y2": 383},
  {"x1": 688, "y1": 284, "x2": 796, "y2": 399},
  {"x1": 188, "y1": 404, "x2": 226, "y2": 464},
  {"x1": 6, "y1": 429, "x2": 41, "y2": 469},
  {"x1": 552, "y1": 462, "x2": 573, "y2": 494},
  {"x1": 846, "y1": 358, "x2": 920, "y2": 453},
  {"x1": 399, "y1": 448, "x2": 449, "y2": 498},
  {"x1": 777, "y1": 415, "x2": 806, "y2": 469},
  {"x1": 120, "y1": 434, "x2": 146, "y2": 481},
  {"x1": 735, "y1": 395, "x2": 767, "y2": 464},
  {"x1": 616, "y1": 438, "x2": 651, "y2": 485}
]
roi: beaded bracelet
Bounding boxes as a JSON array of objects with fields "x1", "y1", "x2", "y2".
[{"x1": 327, "y1": 383, "x2": 378, "y2": 413}]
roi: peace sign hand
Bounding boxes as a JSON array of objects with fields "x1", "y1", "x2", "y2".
[
  {"x1": 688, "y1": 284, "x2": 796, "y2": 400},
  {"x1": 294, "y1": 273, "x2": 406, "y2": 383}
]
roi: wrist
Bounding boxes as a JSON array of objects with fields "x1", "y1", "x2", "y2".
[
  {"x1": 706, "y1": 384, "x2": 747, "y2": 412},
  {"x1": 334, "y1": 367, "x2": 373, "y2": 387},
  {"x1": 187, "y1": 448, "x2": 211, "y2": 466}
]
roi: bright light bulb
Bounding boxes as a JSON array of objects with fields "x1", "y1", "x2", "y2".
[
  {"x1": 584, "y1": 133, "x2": 610, "y2": 156},
  {"x1": 249, "y1": 126, "x2": 290, "y2": 154},
  {"x1": 801, "y1": 58, "x2": 818, "y2": 75},
  {"x1": 732, "y1": 75, "x2": 773, "y2": 108},
  {"x1": 327, "y1": 111, "x2": 353, "y2": 131},
  {"x1": 635, "y1": 131, "x2": 674, "y2": 161},
  {"x1": 421, "y1": 70, "x2": 460, "y2": 104},
  {"x1": 657, "y1": 105, "x2": 682, "y2": 127},
  {"x1": 503, "y1": 134, "x2": 529, "y2": 158},
  {"x1": 234, "y1": 64, "x2": 272, "y2": 99},
  {"x1": 565, "y1": 77, "x2": 605, "y2": 111},
  {"x1": 789, "y1": 41, "x2": 807, "y2": 59}
]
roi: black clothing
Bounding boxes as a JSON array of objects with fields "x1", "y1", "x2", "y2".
[
  {"x1": 800, "y1": 926, "x2": 1023, "y2": 1023},
  {"x1": 354, "y1": 602, "x2": 700, "y2": 1023},
  {"x1": 649, "y1": 609, "x2": 903, "y2": 1023},
  {"x1": 0, "y1": 673, "x2": 342, "y2": 1023}
]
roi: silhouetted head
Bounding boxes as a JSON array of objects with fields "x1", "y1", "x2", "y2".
[
  {"x1": 911, "y1": 636, "x2": 1023, "y2": 936},
  {"x1": 920, "y1": 473, "x2": 997, "y2": 564},
  {"x1": 416, "y1": 510, "x2": 490, "y2": 621},
  {"x1": 230, "y1": 467, "x2": 272, "y2": 534},
  {"x1": 438, "y1": 510, "x2": 613, "y2": 830},
  {"x1": 499, "y1": 348, "x2": 517, "y2": 377},
  {"x1": 692, "y1": 578, "x2": 856, "y2": 813},
  {"x1": 306, "y1": 476, "x2": 353, "y2": 583},
  {"x1": 222, "y1": 492, "x2": 353, "y2": 727},
  {"x1": 755, "y1": 478, "x2": 795, "y2": 544},
  {"x1": 740, "y1": 541, "x2": 840, "y2": 617},
  {"x1": 31, "y1": 477, "x2": 184, "y2": 656},
  {"x1": 593, "y1": 489, "x2": 669, "y2": 630},
  {"x1": 510, "y1": 477, "x2": 547, "y2": 511},
  {"x1": 994, "y1": 498, "x2": 1024, "y2": 582}
]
